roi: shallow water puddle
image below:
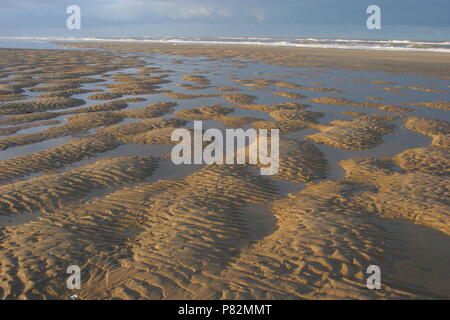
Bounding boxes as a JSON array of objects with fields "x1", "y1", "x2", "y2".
[
  {"x1": 0, "y1": 44, "x2": 448, "y2": 299},
  {"x1": 0, "y1": 135, "x2": 73, "y2": 161},
  {"x1": 373, "y1": 217, "x2": 450, "y2": 299}
]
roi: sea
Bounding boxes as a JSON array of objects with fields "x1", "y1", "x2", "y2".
[{"x1": 0, "y1": 36, "x2": 450, "y2": 53}]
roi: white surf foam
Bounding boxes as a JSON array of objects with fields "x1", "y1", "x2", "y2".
[{"x1": 1, "y1": 36, "x2": 450, "y2": 53}]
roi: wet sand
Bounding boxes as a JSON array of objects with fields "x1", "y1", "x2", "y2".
[
  {"x1": 0, "y1": 44, "x2": 449, "y2": 300},
  {"x1": 57, "y1": 42, "x2": 450, "y2": 75}
]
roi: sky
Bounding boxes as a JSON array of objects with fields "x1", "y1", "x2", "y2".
[{"x1": 0, "y1": 0, "x2": 449, "y2": 40}]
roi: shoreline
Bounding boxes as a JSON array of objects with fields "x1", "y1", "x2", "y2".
[
  {"x1": 0, "y1": 46, "x2": 448, "y2": 299},
  {"x1": 55, "y1": 41, "x2": 450, "y2": 75}
]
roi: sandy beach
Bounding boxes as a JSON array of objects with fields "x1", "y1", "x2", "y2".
[
  {"x1": 0, "y1": 42, "x2": 449, "y2": 299},
  {"x1": 58, "y1": 42, "x2": 450, "y2": 75}
]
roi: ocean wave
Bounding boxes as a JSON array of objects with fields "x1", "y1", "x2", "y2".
[{"x1": 1, "y1": 36, "x2": 449, "y2": 53}]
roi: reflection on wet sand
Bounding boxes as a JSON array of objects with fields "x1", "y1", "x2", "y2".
[{"x1": 0, "y1": 45, "x2": 449, "y2": 299}]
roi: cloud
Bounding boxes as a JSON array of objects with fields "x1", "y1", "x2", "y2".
[
  {"x1": 92, "y1": 0, "x2": 238, "y2": 23},
  {"x1": 0, "y1": 0, "x2": 448, "y2": 38},
  {"x1": 252, "y1": 10, "x2": 267, "y2": 22}
]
